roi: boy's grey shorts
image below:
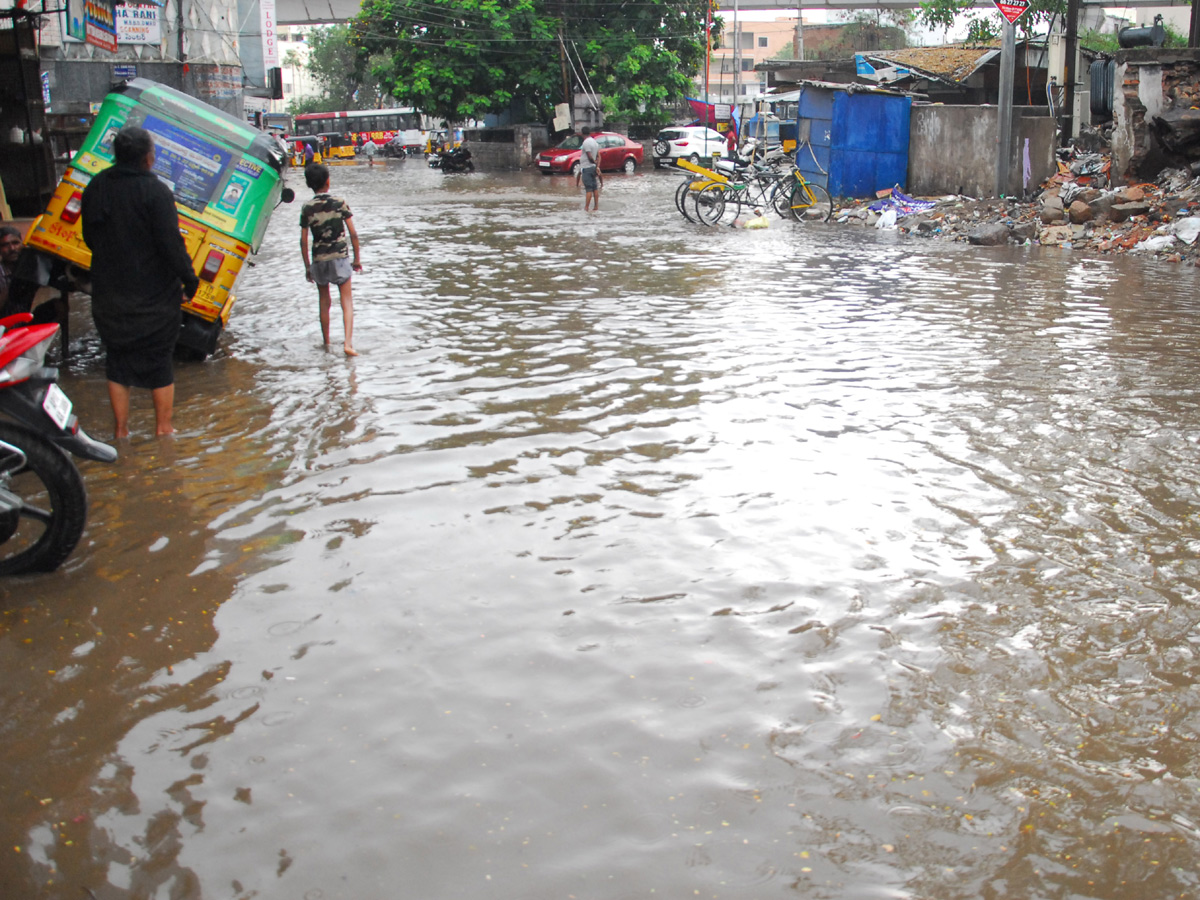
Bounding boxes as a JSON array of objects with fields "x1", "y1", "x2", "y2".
[{"x1": 310, "y1": 257, "x2": 353, "y2": 286}]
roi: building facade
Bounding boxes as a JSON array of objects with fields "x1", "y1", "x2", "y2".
[{"x1": 700, "y1": 16, "x2": 801, "y2": 107}]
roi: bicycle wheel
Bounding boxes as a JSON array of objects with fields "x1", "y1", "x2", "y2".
[
  {"x1": 788, "y1": 181, "x2": 833, "y2": 223},
  {"x1": 678, "y1": 179, "x2": 708, "y2": 223},
  {"x1": 692, "y1": 183, "x2": 729, "y2": 226},
  {"x1": 675, "y1": 178, "x2": 695, "y2": 220},
  {"x1": 769, "y1": 178, "x2": 793, "y2": 218}
]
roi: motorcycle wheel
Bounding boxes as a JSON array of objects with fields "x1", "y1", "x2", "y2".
[{"x1": 0, "y1": 421, "x2": 89, "y2": 575}]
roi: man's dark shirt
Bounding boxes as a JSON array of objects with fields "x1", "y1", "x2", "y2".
[{"x1": 81, "y1": 162, "x2": 199, "y2": 353}]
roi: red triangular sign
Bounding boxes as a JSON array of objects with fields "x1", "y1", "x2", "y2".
[{"x1": 994, "y1": 0, "x2": 1029, "y2": 24}]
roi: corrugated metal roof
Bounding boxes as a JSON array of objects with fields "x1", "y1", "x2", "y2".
[
  {"x1": 865, "y1": 45, "x2": 1003, "y2": 83},
  {"x1": 761, "y1": 81, "x2": 915, "y2": 101}
]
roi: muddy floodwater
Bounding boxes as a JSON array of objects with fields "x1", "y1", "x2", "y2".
[{"x1": 5, "y1": 162, "x2": 1200, "y2": 900}]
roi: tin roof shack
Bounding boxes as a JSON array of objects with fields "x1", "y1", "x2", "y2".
[
  {"x1": 766, "y1": 45, "x2": 1065, "y2": 199},
  {"x1": 1111, "y1": 49, "x2": 1200, "y2": 183},
  {"x1": 782, "y1": 82, "x2": 913, "y2": 199}
]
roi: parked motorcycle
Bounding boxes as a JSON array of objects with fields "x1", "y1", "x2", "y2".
[
  {"x1": 0, "y1": 313, "x2": 116, "y2": 574},
  {"x1": 429, "y1": 146, "x2": 474, "y2": 173}
]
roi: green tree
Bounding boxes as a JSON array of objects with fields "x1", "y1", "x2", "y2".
[
  {"x1": 353, "y1": 0, "x2": 710, "y2": 124},
  {"x1": 294, "y1": 25, "x2": 392, "y2": 112},
  {"x1": 842, "y1": 10, "x2": 914, "y2": 52}
]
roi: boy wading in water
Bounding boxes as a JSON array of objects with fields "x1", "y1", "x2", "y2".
[{"x1": 299, "y1": 163, "x2": 361, "y2": 355}]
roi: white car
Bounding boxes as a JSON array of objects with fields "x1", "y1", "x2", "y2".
[{"x1": 653, "y1": 126, "x2": 728, "y2": 168}]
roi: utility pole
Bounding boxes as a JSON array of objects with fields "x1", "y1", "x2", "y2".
[
  {"x1": 794, "y1": 10, "x2": 803, "y2": 61},
  {"x1": 733, "y1": 0, "x2": 739, "y2": 116},
  {"x1": 558, "y1": 31, "x2": 571, "y2": 109},
  {"x1": 1061, "y1": 0, "x2": 1079, "y2": 146},
  {"x1": 996, "y1": 21, "x2": 1016, "y2": 197}
]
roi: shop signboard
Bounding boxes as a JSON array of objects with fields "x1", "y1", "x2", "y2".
[
  {"x1": 116, "y1": 5, "x2": 161, "y2": 44},
  {"x1": 85, "y1": 0, "x2": 118, "y2": 51}
]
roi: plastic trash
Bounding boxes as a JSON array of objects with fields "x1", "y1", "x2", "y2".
[
  {"x1": 1134, "y1": 234, "x2": 1177, "y2": 252},
  {"x1": 875, "y1": 208, "x2": 898, "y2": 230},
  {"x1": 1173, "y1": 217, "x2": 1200, "y2": 245}
]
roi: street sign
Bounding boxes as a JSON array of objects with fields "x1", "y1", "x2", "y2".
[{"x1": 993, "y1": 0, "x2": 1029, "y2": 24}]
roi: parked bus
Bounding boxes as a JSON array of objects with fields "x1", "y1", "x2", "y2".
[{"x1": 293, "y1": 108, "x2": 437, "y2": 154}]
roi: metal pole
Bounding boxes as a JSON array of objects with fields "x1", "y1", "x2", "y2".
[
  {"x1": 996, "y1": 21, "x2": 1016, "y2": 198},
  {"x1": 733, "y1": 0, "x2": 739, "y2": 119},
  {"x1": 1062, "y1": 0, "x2": 1079, "y2": 146}
]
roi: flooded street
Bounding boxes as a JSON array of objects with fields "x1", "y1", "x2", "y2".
[{"x1": 5, "y1": 161, "x2": 1200, "y2": 900}]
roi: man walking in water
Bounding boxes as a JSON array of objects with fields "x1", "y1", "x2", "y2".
[
  {"x1": 575, "y1": 126, "x2": 603, "y2": 212},
  {"x1": 81, "y1": 125, "x2": 199, "y2": 438}
]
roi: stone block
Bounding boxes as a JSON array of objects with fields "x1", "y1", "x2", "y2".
[
  {"x1": 1110, "y1": 202, "x2": 1150, "y2": 222},
  {"x1": 1068, "y1": 200, "x2": 1094, "y2": 224},
  {"x1": 968, "y1": 223, "x2": 1011, "y2": 246}
]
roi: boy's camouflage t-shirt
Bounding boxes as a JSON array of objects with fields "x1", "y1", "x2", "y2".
[{"x1": 300, "y1": 194, "x2": 353, "y2": 262}]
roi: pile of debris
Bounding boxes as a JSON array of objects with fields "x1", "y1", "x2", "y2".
[{"x1": 831, "y1": 147, "x2": 1200, "y2": 265}]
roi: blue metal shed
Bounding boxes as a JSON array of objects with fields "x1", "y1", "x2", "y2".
[{"x1": 784, "y1": 82, "x2": 912, "y2": 199}]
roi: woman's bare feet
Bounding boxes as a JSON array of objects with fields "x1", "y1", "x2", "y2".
[{"x1": 344, "y1": 344, "x2": 358, "y2": 357}]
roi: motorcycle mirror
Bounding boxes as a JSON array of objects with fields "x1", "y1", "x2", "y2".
[{"x1": 280, "y1": 187, "x2": 295, "y2": 204}]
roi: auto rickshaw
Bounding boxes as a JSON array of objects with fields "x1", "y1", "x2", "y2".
[
  {"x1": 291, "y1": 134, "x2": 328, "y2": 167},
  {"x1": 22, "y1": 78, "x2": 292, "y2": 358},
  {"x1": 318, "y1": 132, "x2": 356, "y2": 162}
]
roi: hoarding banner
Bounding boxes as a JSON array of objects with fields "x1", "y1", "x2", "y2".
[
  {"x1": 261, "y1": 0, "x2": 278, "y2": 67},
  {"x1": 116, "y1": 5, "x2": 161, "y2": 44},
  {"x1": 65, "y1": 0, "x2": 87, "y2": 40},
  {"x1": 143, "y1": 114, "x2": 234, "y2": 213},
  {"x1": 85, "y1": 0, "x2": 118, "y2": 52}
]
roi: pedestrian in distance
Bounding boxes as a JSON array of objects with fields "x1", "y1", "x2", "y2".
[
  {"x1": 362, "y1": 137, "x2": 378, "y2": 167},
  {"x1": 299, "y1": 163, "x2": 362, "y2": 356},
  {"x1": 0, "y1": 225, "x2": 23, "y2": 313},
  {"x1": 80, "y1": 125, "x2": 200, "y2": 438},
  {"x1": 575, "y1": 126, "x2": 603, "y2": 212}
]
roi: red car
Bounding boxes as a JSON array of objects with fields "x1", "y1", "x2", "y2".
[{"x1": 536, "y1": 131, "x2": 644, "y2": 175}]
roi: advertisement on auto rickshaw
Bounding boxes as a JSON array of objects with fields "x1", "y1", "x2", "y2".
[{"x1": 24, "y1": 78, "x2": 291, "y2": 357}]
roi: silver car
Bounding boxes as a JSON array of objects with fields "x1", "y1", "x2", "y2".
[{"x1": 652, "y1": 126, "x2": 729, "y2": 168}]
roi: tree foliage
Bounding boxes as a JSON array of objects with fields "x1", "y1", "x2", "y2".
[
  {"x1": 841, "y1": 10, "x2": 915, "y2": 52},
  {"x1": 286, "y1": 25, "x2": 393, "y2": 114},
  {"x1": 352, "y1": 0, "x2": 711, "y2": 124},
  {"x1": 919, "y1": 0, "x2": 1193, "y2": 48}
]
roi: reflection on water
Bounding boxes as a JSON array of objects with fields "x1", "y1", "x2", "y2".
[{"x1": 3, "y1": 165, "x2": 1200, "y2": 899}]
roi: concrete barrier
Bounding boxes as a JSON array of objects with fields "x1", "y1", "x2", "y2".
[
  {"x1": 462, "y1": 124, "x2": 551, "y2": 170},
  {"x1": 908, "y1": 104, "x2": 1056, "y2": 198}
]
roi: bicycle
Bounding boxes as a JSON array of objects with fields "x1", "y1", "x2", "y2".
[
  {"x1": 778, "y1": 168, "x2": 833, "y2": 223},
  {"x1": 691, "y1": 160, "x2": 796, "y2": 226}
]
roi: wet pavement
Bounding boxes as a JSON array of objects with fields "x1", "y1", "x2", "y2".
[{"x1": 4, "y1": 161, "x2": 1200, "y2": 900}]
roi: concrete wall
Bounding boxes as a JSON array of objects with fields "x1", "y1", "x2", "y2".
[
  {"x1": 1112, "y1": 49, "x2": 1200, "y2": 183},
  {"x1": 462, "y1": 124, "x2": 551, "y2": 170},
  {"x1": 44, "y1": 61, "x2": 244, "y2": 118},
  {"x1": 908, "y1": 104, "x2": 1056, "y2": 198}
]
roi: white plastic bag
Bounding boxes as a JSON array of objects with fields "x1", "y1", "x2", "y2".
[
  {"x1": 1173, "y1": 217, "x2": 1200, "y2": 245},
  {"x1": 1134, "y1": 234, "x2": 1177, "y2": 252},
  {"x1": 875, "y1": 208, "x2": 898, "y2": 230}
]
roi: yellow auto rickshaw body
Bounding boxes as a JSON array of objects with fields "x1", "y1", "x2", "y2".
[
  {"x1": 318, "y1": 132, "x2": 356, "y2": 162},
  {"x1": 291, "y1": 134, "x2": 327, "y2": 167},
  {"x1": 24, "y1": 78, "x2": 290, "y2": 357}
]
